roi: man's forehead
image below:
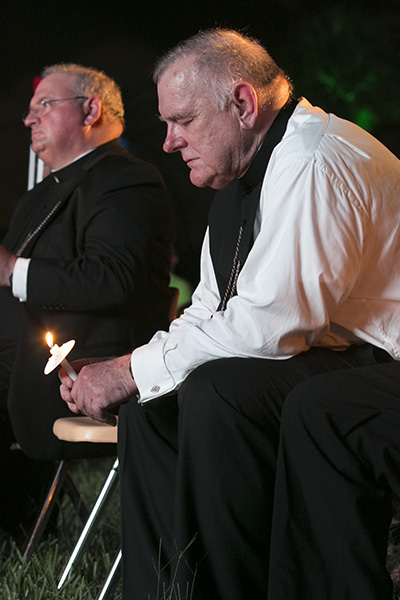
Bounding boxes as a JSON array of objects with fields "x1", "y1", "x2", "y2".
[
  {"x1": 164, "y1": 55, "x2": 197, "y2": 81},
  {"x1": 158, "y1": 90, "x2": 197, "y2": 121},
  {"x1": 33, "y1": 72, "x2": 75, "y2": 99},
  {"x1": 157, "y1": 61, "x2": 200, "y2": 119}
]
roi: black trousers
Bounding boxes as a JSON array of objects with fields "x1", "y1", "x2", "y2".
[
  {"x1": 0, "y1": 344, "x2": 21, "y2": 533},
  {"x1": 0, "y1": 344, "x2": 16, "y2": 457},
  {"x1": 118, "y1": 345, "x2": 389, "y2": 600},
  {"x1": 268, "y1": 360, "x2": 399, "y2": 600},
  {"x1": 0, "y1": 345, "x2": 59, "y2": 537},
  {"x1": 0, "y1": 343, "x2": 113, "y2": 537}
]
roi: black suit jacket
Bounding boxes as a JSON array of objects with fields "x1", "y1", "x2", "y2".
[{"x1": 1, "y1": 139, "x2": 174, "y2": 459}]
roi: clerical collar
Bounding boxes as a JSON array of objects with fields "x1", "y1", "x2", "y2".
[
  {"x1": 51, "y1": 148, "x2": 96, "y2": 183},
  {"x1": 240, "y1": 99, "x2": 297, "y2": 192}
]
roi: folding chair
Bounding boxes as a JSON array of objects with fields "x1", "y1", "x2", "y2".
[
  {"x1": 53, "y1": 417, "x2": 120, "y2": 599},
  {"x1": 21, "y1": 419, "x2": 118, "y2": 563},
  {"x1": 47, "y1": 287, "x2": 179, "y2": 597}
]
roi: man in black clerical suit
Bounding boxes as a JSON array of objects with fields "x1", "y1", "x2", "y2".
[{"x1": 0, "y1": 63, "x2": 173, "y2": 538}]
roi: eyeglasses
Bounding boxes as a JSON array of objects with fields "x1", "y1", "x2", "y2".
[{"x1": 22, "y1": 96, "x2": 88, "y2": 122}]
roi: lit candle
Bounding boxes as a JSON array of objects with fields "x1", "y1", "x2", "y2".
[{"x1": 44, "y1": 332, "x2": 77, "y2": 380}]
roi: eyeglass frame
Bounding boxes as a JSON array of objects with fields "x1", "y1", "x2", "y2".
[{"x1": 22, "y1": 96, "x2": 88, "y2": 122}]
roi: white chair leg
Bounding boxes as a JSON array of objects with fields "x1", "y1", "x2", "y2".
[
  {"x1": 96, "y1": 548, "x2": 122, "y2": 600},
  {"x1": 57, "y1": 458, "x2": 119, "y2": 589}
]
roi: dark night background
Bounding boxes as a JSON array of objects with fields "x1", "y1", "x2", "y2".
[{"x1": 1, "y1": 0, "x2": 399, "y2": 286}]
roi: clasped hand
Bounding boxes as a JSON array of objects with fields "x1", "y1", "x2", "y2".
[{"x1": 59, "y1": 354, "x2": 138, "y2": 426}]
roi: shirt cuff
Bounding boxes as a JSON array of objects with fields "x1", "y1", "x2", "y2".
[
  {"x1": 12, "y1": 257, "x2": 30, "y2": 301},
  {"x1": 131, "y1": 339, "x2": 176, "y2": 403}
]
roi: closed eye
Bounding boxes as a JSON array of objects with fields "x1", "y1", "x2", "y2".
[
  {"x1": 177, "y1": 117, "x2": 194, "y2": 126},
  {"x1": 158, "y1": 113, "x2": 196, "y2": 126}
]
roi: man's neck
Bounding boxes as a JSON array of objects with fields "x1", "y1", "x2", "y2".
[
  {"x1": 240, "y1": 100, "x2": 289, "y2": 178},
  {"x1": 51, "y1": 147, "x2": 97, "y2": 173}
]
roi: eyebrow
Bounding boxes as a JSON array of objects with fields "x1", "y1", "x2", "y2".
[
  {"x1": 158, "y1": 112, "x2": 193, "y2": 123},
  {"x1": 30, "y1": 96, "x2": 50, "y2": 107}
]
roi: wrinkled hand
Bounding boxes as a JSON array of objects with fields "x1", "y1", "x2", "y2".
[
  {"x1": 59, "y1": 354, "x2": 138, "y2": 426},
  {"x1": 0, "y1": 245, "x2": 17, "y2": 287}
]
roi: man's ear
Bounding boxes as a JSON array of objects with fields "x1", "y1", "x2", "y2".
[
  {"x1": 83, "y1": 97, "x2": 101, "y2": 126},
  {"x1": 231, "y1": 82, "x2": 258, "y2": 129}
]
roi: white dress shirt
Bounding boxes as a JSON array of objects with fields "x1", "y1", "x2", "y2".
[{"x1": 132, "y1": 98, "x2": 400, "y2": 403}]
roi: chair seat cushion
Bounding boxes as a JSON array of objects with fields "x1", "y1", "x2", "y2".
[{"x1": 53, "y1": 416, "x2": 118, "y2": 444}]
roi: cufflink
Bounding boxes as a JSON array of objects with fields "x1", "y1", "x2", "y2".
[{"x1": 150, "y1": 385, "x2": 160, "y2": 393}]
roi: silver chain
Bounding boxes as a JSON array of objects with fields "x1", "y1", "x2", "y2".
[
  {"x1": 219, "y1": 224, "x2": 243, "y2": 311},
  {"x1": 16, "y1": 200, "x2": 62, "y2": 256}
]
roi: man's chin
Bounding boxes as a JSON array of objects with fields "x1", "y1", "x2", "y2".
[
  {"x1": 31, "y1": 143, "x2": 44, "y2": 156},
  {"x1": 189, "y1": 170, "x2": 224, "y2": 190},
  {"x1": 189, "y1": 172, "x2": 232, "y2": 190},
  {"x1": 189, "y1": 175, "x2": 208, "y2": 189}
]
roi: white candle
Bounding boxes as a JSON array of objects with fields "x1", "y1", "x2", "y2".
[
  {"x1": 44, "y1": 332, "x2": 77, "y2": 380},
  {"x1": 59, "y1": 357, "x2": 78, "y2": 381}
]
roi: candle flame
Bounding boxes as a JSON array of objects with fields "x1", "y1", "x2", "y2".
[{"x1": 46, "y1": 332, "x2": 54, "y2": 348}]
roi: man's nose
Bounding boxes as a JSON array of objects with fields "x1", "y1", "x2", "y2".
[
  {"x1": 23, "y1": 109, "x2": 38, "y2": 127},
  {"x1": 163, "y1": 124, "x2": 186, "y2": 154}
]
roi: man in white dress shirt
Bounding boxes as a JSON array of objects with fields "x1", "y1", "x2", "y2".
[{"x1": 60, "y1": 29, "x2": 400, "y2": 599}]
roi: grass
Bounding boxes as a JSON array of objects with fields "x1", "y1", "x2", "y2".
[
  {"x1": 389, "y1": 520, "x2": 400, "y2": 600},
  {"x1": 1, "y1": 458, "x2": 400, "y2": 599},
  {"x1": 0, "y1": 457, "x2": 122, "y2": 600}
]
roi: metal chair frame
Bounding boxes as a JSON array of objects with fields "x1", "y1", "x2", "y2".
[
  {"x1": 56, "y1": 455, "x2": 121, "y2": 597},
  {"x1": 22, "y1": 418, "x2": 119, "y2": 600},
  {"x1": 22, "y1": 459, "x2": 90, "y2": 560}
]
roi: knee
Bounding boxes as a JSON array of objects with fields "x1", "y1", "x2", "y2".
[
  {"x1": 177, "y1": 358, "x2": 255, "y2": 432},
  {"x1": 177, "y1": 357, "x2": 285, "y2": 434},
  {"x1": 177, "y1": 357, "x2": 263, "y2": 416},
  {"x1": 283, "y1": 374, "x2": 325, "y2": 422},
  {"x1": 281, "y1": 371, "x2": 342, "y2": 433}
]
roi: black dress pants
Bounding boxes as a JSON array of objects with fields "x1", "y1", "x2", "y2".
[
  {"x1": 0, "y1": 343, "x2": 20, "y2": 534},
  {"x1": 0, "y1": 344, "x2": 58, "y2": 538},
  {"x1": 118, "y1": 345, "x2": 387, "y2": 600},
  {"x1": 268, "y1": 360, "x2": 400, "y2": 600}
]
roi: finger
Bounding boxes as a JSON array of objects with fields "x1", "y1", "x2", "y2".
[
  {"x1": 66, "y1": 401, "x2": 81, "y2": 415},
  {"x1": 58, "y1": 367, "x2": 74, "y2": 388},
  {"x1": 59, "y1": 383, "x2": 73, "y2": 403}
]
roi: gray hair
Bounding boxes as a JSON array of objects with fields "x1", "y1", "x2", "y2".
[
  {"x1": 152, "y1": 28, "x2": 292, "y2": 110},
  {"x1": 41, "y1": 63, "x2": 125, "y2": 127}
]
